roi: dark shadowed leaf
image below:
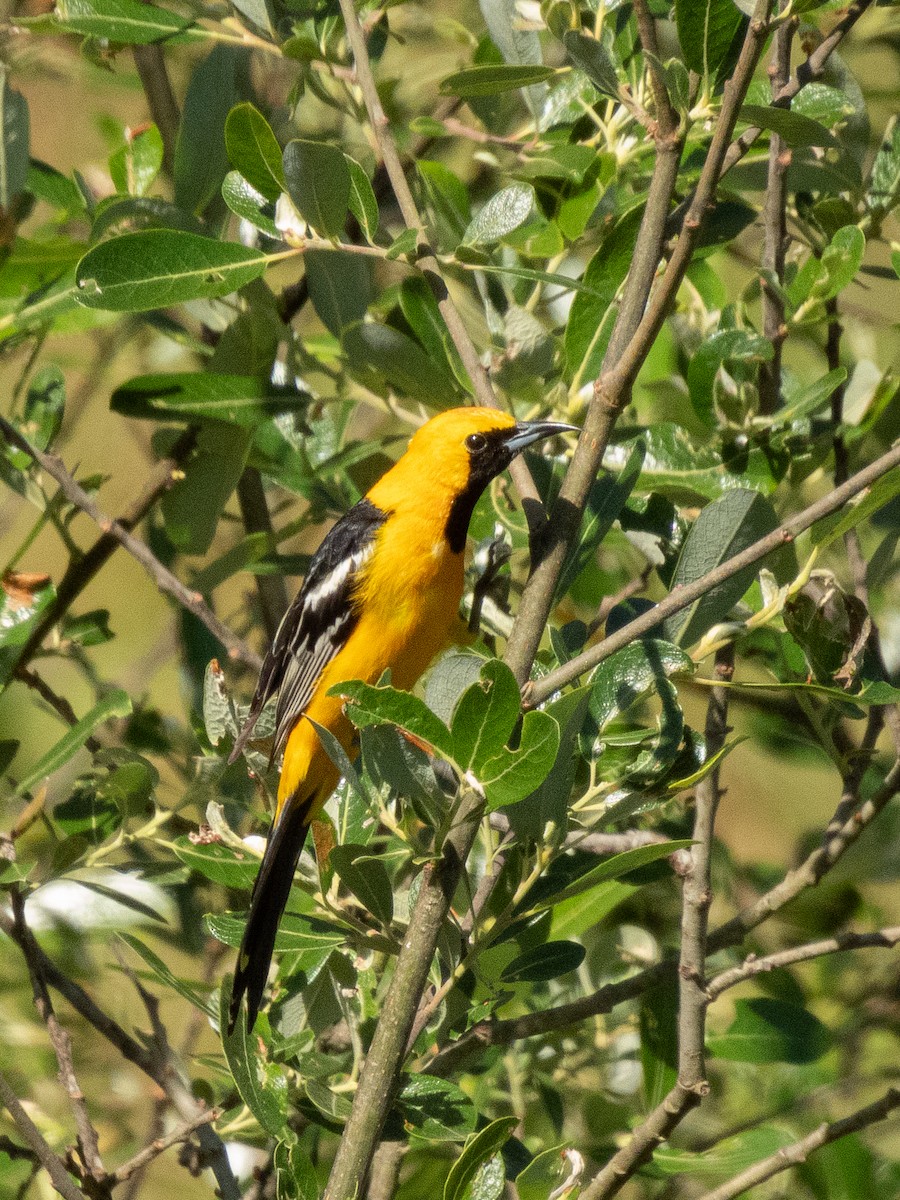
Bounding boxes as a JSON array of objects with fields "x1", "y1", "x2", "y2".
[
  {"x1": 397, "y1": 1075, "x2": 478, "y2": 1143},
  {"x1": 440, "y1": 64, "x2": 556, "y2": 97},
  {"x1": 174, "y1": 45, "x2": 238, "y2": 214},
  {"x1": 1, "y1": 75, "x2": 30, "y2": 209},
  {"x1": 562, "y1": 31, "x2": 620, "y2": 99},
  {"x1": 329, "y1": 844, "x2": 393, "y2": 926},
  {"x1": 282, "y1": 139, "x2": 350, "y2": 238},
  {"x1": 112, "y1": 372, "x2": 306, "y2": 427},
  {"x1": 501, "y1": 939, "x2": 586, "y2": 982},
  {"x1": 220, "y1": 978, "x2": 287, "y2": 1134},
  {"x1": 225, "y1": 102, "x2": 285, "y2": 201},
  {"x1": 674, "y1": 0, "x2": 744, "y2": 79},
  {"x1": 740, "y1": 103, "x2": 839, "y2": 148},
  {"x1": 708, "y1": 997, "x2": 832, "y2": 1063}
]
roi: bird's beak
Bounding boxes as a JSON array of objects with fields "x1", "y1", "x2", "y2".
[{"x1": 504, "y1": 420, "x2": 579, "y2": 455}]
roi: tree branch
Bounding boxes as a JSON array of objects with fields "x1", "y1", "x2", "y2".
[
  {"x1": 10, "y1": 891, "x2": 107, "y2": 1189},
  {"x1": 697, "y1": 1088, "x2": 900, "y2": 1200},
  {"x1": 503, "y1": 1, "x2": 772, "y2": 686},
  {"x1": 757, "y1": 9, "x2": 796, "y2": 415},
  {"x1": 15, "y1": 426, "x2": 198, "y2": 673},
  {"x1": 580, "y1": 646, "x2": 733, "y2": 1199},
  {"x1": 333, "y1": 0, "x2": 543, "y2": 529},
  {"x1": 0, "y1": 1070, "x2": 84, "y2": 1200},
  {"x1": 529, "y1": 439, "x2": 900, "y2": 705},
  {"x1": 324, "y1": 789, "x2": 484, "y2": 1200},
  {"x1": 0, "y1": 416, "x2": 261, "y2": 671},
  {"x1": 0, "y1": 909, "x2": 240, "y2": 1200},
  {"x1": 706, "y1": 926, "x2": 900, "y2": 1000}
]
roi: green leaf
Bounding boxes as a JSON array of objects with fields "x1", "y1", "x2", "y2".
[
  {"x1": 586, "y1": 639, "x2": 694, "y2": 743},
  {"x1": 605, "y1": 424, "x2": 786, "y2": 500},
  {"x1": 451, "y1": 659, "x2": 521, "y2": 774},
  {"x1": 565, "y1": 207, "x2": 642, "y2": 386},
  {"x1": 329, "y1": 844, "x2": 393, "y2": 927},
  {"x1": 53, "y1": 0, "x2": 200, "y2": 43},
  {"x1": 557, "y1": 440, "x2": 645, "y2": 599},
  {"x1": 207, "y1": 911, "x2": 345, "y2": 954},
  {"x1": 776, "y1": 367, "x2": 847, "y2": 425},
  {"x1": 397, "y1": 1075, "x2": 478, "y2": 1143},
  {"x1": 174, "y1": 46, "x2": 238, "y2": 214},
  {"x1": 0, "y1": 578, "x2": 56, "y2": 687},
  {"x1": 534, "y1": 840, "x2": 693, "y2": 914},
  {"x1": 664, "y1": 489, "x2": 790, "y2": 647},
  {"x1": 867, "y1": 114, "x2": 900, "y2": 221},
  {"x1": 417, "y1": 159, "x2": 471, "y2": 248},
  {"x1": 1, "y1": 73, "x2": 30, "y2": 210},
  {"x1": 220, "y1": 978, "x2": 287, "y2": 1135},
  {"x1": 479, "y1": 709, "x2": 560, "y2": 812},
  {"x1": 222, "y1": 171, "x2": 279, "y2": 238},
  {"x1": 304, "y1": 249, "x2": 371, "y2": 338},
  {"x1": 687, "y1": 329, "x2": 773, "y2": 426},
  {"x1": 399, "y1": 276, "x2": 470, "y2": 393},
  {"x1": 54, "y1": 785, "x2": 120, "y2": 842},
  {"x1": 172, "y1": 838, "x2": 261, "y2": 889},
  {"x1": 75, "y1": 230, "x2": 273, "y2": 311},
  {"x1": 109, "y1": 125, "x2": 164, "y2": 197},
  {"x1": 120, "y1": 933, "x2": 216, "y2": 1017},
  {"x1": 500, "y1": 939, "x2": 585, "y2": 983},
  {"x1": 22, "y1": 365, "x2": 65, "y2": 451},
  {"x1": 439, "y1": 64, "x2": 556, "y2": 98},
  {"x1": 463, "y1": 184, "x2": 535, "y2": 246},
  {"x1": 811, "y1": 467, "x2": 900, "y2": 549},
  {"x1": 788, "y1": 226, "x2": 865, "y2": 310},
  {"x1": 332, "y1": 679, "x2": 455, "y2": 760},
  {"x1": 346, "y1": 156, "x2": 379, "y2": 243},
  {"x1": 15, "y1": 691, "x2": 132, "y2": 797},
  {"x1": 225, "y1": 103, "x2": 285, "y2": 202},
  {"x1": 708, "y1": 997, "x2": 832, "y2": 1063},
  {"x1": 640, "y1": 981, "x2": 679, "y2": 1110},
  {"x1": 740, "y1": 103, "x2": 838, "y2": 149},
  {"x1": 26, "y1": 160, "x2": 85, "y2": 216},
  {"x1": 162, "y1": 423, "x2": 249, "y2": 554},
  {"x1": 674, "y1": 0, "x2": 744, "y2": 80},
  {"x1": 274, "y1": 1139, "x2": 319, "y2": 1200},
  {"x1": 282, "y1": 139, "x2": 350, "y2": 239},
  {"x1": 112, "y1": 372, "x2": 307, "y2": 427},
  {"x1": 444, "y1": 1117, "x2": 519, "y2": 1200},
  {"x1": 650, "y1": 1125, "x2": 795, "y2": 1179},
  {"x1": 343, "y1": 322, "x2": 460, "y2": 406},
  {"x1": 562, "y1": 30, "x2": 620, "y2": 99},
  {"x1": 516, "y1": 1146, "x2": 577, "y2": 1200}
]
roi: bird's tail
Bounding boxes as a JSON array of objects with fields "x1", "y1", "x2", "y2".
[{"x1": 228, "y1": 793, "x2": 316, "y2": 1034}]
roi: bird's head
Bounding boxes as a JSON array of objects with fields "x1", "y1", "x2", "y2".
[{"x1": 369, "y1": 407, "x2": 577, "y2": 550}]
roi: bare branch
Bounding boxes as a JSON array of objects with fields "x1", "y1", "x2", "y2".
[
  {"x1": 697, "y1": 1088, "x2": 900, "y2": 1200},
  {"x1": 10, "y1": 891, "x2": 106, "y2": 1188},
  {"x1": 529, "y1": 439, "x2": 900, "y2": 705},
  {"x1": 333, "y1": 0, "x2": 543, "y2": 530},
  {"x1": 707, "y1": 927, "x2": 900, "y2": 1000},
  {"x1": 16, "y1": 426, "x2": 198, "y2": 673},
  {"x1": 503, "y1": 1, "x2": 772, "y2": 687},
  {"x1": 0, "y1": 1070, "x2": 84, "y2": 1200},
  {"x1": 12, "y1": 667, "x2": 102, "y2": 753},
  {"x1": 0, "y1": 415, "x2": 261, "y2": 671},
  {"x1": 580, "y1": 646, "x2": 734, "y2": 1199},
  {"x1": 757, "y1": 10, "x2": 796, "y2": 416},
  {"x1": 324, "y1": 789, "x2": 484, "y2": 1200},
  {"x1": 107, "y1": 1108, "x2": 221, "y2": 1185}
]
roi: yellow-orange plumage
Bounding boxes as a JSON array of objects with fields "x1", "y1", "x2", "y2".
[{"x1": 228, "y1": 406, "x2": 575, "y2": 1032}]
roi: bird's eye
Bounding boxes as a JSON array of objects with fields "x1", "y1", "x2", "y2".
[{"x1": 466, "y1": 432, "x2": 488, "y2": 453}]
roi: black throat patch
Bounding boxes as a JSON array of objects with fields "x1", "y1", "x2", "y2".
[{"x1": 443, "y1": 428, "x2": 515, "y2": 553}]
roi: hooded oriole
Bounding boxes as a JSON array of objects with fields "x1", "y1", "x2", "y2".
[{"x1": 227, "y1": 406, "x2": 575, "y2": 1032}]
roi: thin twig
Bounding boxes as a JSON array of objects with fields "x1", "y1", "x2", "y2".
[
  {"x1": 697, "y1": 1088, "x2": 900, "y2": 1200},
  {"x1": 12, "y1": 667, "x2": 102, "y2": 753},
  {"x1": 0, "y1": 416, "x2": 261, "y2": 671},
  {"x1": 503, "y1": 1, "x2": 771, "y2": 686},
  {"x1": 529, "y1": 439, "x2": 900, "y2": 705},
  {"x1": 107, "y1": 1107, "x2": 221, "y2": 1184},
  {"x1": 334, "y1": 0, "x2": 543, "y2": 530},
  {"x1": 0, "y1": 1070, "x2": 84, "y2": 1200},
  {"x1": 580, "y1": 646, "x2": 733, "y2": 1200},
  {"x1": 0, "y1": 909, "x2": 240, "y2": 1200},
  {"x1": 426, "y1": 752, "x2": 900, "y2": 1071},
  {"x1": 10, "y1": 890, "x2": 107, "y2": 1189},
  {"x1": 758, "y1": 9, "x2": 796, "y2": 415},
  {"x1": 324, "y1": 789, "x2": 484, "y2": 1200},
  {"x1": 707, "y1": 926, "x2": 900, "y2": 1000},
  {"x1": 15, "y1": 427, "x2": 198, "y2": 672}
]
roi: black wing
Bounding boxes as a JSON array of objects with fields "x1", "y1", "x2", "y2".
[{"x1": 229, "y1": 497, "x2": 388, "y2": 764}]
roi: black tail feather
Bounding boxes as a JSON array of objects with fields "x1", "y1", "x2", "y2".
[{"x1": 228, "y1": 797, "x2": 314, "y2": 1034}]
